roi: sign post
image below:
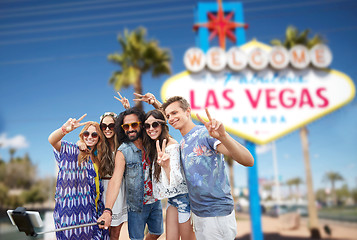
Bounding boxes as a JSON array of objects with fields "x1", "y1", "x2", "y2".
[
  {"x1": 194, "y1": 2, "x2": 263, "y2": 240},
  {"x1": 161, "y1": 1, "x2": 355, "y2": 240},
  {"x1": 245, "y1": 141, "x2": 263, "y2": 240}
]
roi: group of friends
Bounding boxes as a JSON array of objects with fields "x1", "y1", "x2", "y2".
[{"x1": 48, "y1": 92, "x2": 254, "y2": 240}]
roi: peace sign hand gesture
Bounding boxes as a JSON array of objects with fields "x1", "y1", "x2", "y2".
[
  {"x1": 156, "y1": 139, "x2": 170, "y2": 169},
  {"x1": 196, "y1": 108, "x2": 226, "y2": 140},
  {"x1": 62, "y1": 114, "x2": 89, "y2": 133},
  {"x1": 133, "y1": 92, "x2": 156, "y2": 105},
  {"x1": 114, "y1": 92, "x2": 130, "y2": 109}
]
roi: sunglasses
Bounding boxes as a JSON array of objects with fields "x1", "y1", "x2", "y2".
[
  {"x1": 121, "y1": 122, "x2": 141, "y2": 131},
  {"x1": 100, "y1": 123, "x2": 115, "y2": 131},
  {"x1": 83, "y1": 131, "x2": 98, "y2": 138},
  {"x1": 144, "y1": 121, "x2": 165, "y2": 129}
]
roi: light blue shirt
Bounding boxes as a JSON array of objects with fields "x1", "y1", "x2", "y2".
[{"x1": 180, "y1": 125, "x2": 234, "y2": 217}]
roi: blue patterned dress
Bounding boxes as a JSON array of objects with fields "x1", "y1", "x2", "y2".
[{"x1": 53, "y1": 141, "x2": 109, "y2": 240}]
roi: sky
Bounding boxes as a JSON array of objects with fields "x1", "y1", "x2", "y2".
[{"x1": 0, "y1": 0, "x2": 356, "y2": 197}]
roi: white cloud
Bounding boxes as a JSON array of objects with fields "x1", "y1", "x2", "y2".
[
  {"x1": 256, "y1": 143, "x2": 271, "y2": 155},
  {"x1": 0, "y1": 133, "x2": 29, "y2": 149}
]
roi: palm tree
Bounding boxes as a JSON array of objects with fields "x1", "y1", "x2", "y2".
[
  {"x1": 292, "y1": 177, "x2": 303, "y2": 200},
  {"x1": 108, "y1": 27, "x2": 171, "y2": 111},
  {"x1": 286, "y1": 177, "x2": 303, "y2": 200},
  {"x1": 286, "y1": 179, "x2": 295, "y2": 199},
  {"x1": 271, "y1": 25, "x2": 324, "y2": 239},
  {"x1": 323, "y1": 171, "x2": 344, "y2": 206},
  {"x1": 271, "y1": 25, "x2": 324, "y2": 49},
  {"x1": 262, "y1": 182, "x2": 274, "y2": 200},
  {"x1": 9, "y1": 148, "x2": 16, "y2": 162}
]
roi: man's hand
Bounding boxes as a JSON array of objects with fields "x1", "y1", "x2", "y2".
[
  {"x1": 196, "y1": 108, "x2": 226, "y2": 139},
  {"x1": 114, "y1": 92, "x2": 130, "y2": 109},
  {"x1": 133, "y1": 92, "x2": 156, "y2": 105}
]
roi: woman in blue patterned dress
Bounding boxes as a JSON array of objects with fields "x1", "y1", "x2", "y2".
[{"x1": 48, "y1": 114, "x2": 110, "y2": 240}]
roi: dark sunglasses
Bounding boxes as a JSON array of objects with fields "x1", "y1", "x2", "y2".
[
  {"x1": 144, "y1": 121, "x2": 165, "y2": 129},
  {"x1": 83, "y1": 131, "x2": 98, "y2": 138},
  {"x1": 121, "y1": 122, "x2": 141, "y2": 131},
  {"x1": 100, "y1": 123, "x2": 115, "y2": 131}
]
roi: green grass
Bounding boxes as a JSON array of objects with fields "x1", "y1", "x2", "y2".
[{"x1": 318, "y1": 206, "x2": 357, "y2": 222}]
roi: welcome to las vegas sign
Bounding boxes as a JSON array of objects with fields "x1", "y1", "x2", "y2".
[{"x1": 161, "y1": 40, "x2": 355, "y2": 144}]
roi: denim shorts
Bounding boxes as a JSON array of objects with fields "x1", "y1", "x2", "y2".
[
  {"x1": 127, "y1": 200, "x2": 163, "y2": 240},
  {"x1": 167, "y1": 193, "x2": 191, "y2": 223}
]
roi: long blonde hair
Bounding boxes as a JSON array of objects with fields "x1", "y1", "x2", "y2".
[{"x1": 77, "y1": 122, "x2": 106, "y2": 166}]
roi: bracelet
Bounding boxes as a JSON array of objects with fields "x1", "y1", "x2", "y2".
[
  {"x1": 103, "y1": 208, "x2": 112, "y2": 216},
  {"x1": 103, "y1": 210, "x2": 112, "y2": 217},
  {"x1": 61, "y1": 126, "x2": 68, "y2": 135}
]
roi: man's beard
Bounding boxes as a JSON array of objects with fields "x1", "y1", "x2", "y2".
[{"x1": 126, "y1": 129, "x2": 141, "y2": 142}]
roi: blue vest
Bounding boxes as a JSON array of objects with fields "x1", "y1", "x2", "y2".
[{"x1": 118, "y1": 142, "x2": 145, "y2": 212}]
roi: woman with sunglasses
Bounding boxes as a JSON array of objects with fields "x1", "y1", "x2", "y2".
[
  {"x1": 48, "y1": 114, "x2": 109, "y2": 240},
  {"x1": 77, "y1": 94, "x2": 130, "y2": 240},
  {"x1": 97, "y1": 112, "x2": 127, "y2": 240},
  {"x1": 129, "y1": 93, "x2": 194, "y2": 239},
  {"x1": 141, "y1": 109, "x2": 195, "y2": 240}
]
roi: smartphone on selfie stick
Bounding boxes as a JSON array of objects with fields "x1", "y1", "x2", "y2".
[{"x1": 7, "y1": 207, "x2": 104, "y2": 237}]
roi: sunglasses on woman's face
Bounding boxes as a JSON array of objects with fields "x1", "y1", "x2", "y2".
[
  {"x1": 83, "y1": 131, "x2": 98, "y2": 138},
  {"x1": 121, "y1": 122, "x2": 141, "y2": 131},
  {"x1": 100, "y1": 123, "x2": 115, "y2": 131},
  {"x1": 144, "y1": 121, "x2": 164, "y2": 129}
]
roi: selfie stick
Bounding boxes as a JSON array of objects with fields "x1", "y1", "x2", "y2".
[
  {"x1": 36, "y1": 221, "x2": 104, "y2": 235},
  {"x1": 8, "y1": 207, "x2": 104, "y2": 237}
]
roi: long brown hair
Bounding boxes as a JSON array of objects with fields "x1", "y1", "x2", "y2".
[
  {"x1": 99, "y1": 114, "x2": 119, "y2": 177},
  {"x1": 77, "y1": 122, "x2": 106, "y2": 166},
  {"x1": 142, "y1": 109, "x2": 170, "y2": 182}
]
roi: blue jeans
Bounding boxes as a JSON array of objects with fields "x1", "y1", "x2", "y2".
[{"x1": 127, "y1": 200, "x2": 163, "y2": 240}]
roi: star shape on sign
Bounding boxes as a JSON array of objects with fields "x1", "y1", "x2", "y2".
[{"x1": 193, "y1": 0, "x2": 248, "y2": 49}]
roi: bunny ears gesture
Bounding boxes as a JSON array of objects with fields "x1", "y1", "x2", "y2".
[
  {"x1": 62, "y1": 114, "x2": 89, "y2": 134},
  {"x1": 133, "y1": 92, "x2": 156, "y2": 105},
  {"x1": 114, "y1": 92, "x2": 130, "y2": 109},
  {"x1": 114, "y1": 92, "x2": 158, "y2": 109},
  {"x1": 196, "y1": 108, "x2": 226, "y2": 139},
  {"x1": 156, "y1": 139, "x2": 170, "y2": 167}
]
